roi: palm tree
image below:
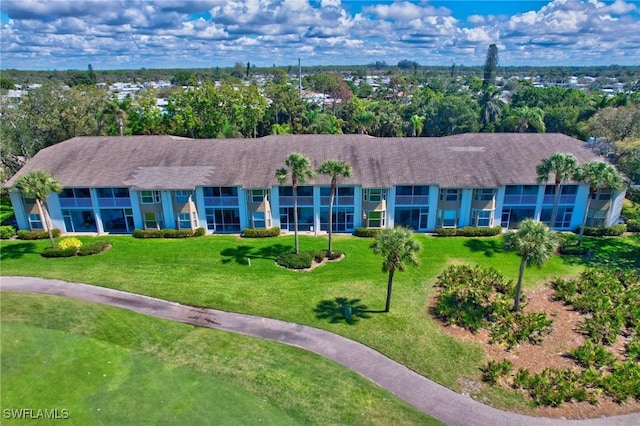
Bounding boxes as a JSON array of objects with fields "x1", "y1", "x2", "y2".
[
  {"x1": 371, "y1": 227, "x2": 421, "y2": 312},
  {"x1": 502, "y1": 106, "x2": 545, "y2": 133},
  {"x1": 536, "y1": 153, "x2": 578, "y2": 229},
  {"x1": 317, "y1": 159, "x2": 352, "y2": 255},
  {"x1": 574, "y1": 161, "x2": 624, "y2": 245},
  {"x1": 479, "y1": 87, "x2": 504, "y2": 131},
  {"x1": 409, "y1": 114, "x2": 425, "y2": 137},
  {"x1": 503, "y1": 218, "x2": 558, "y2": 312},
  {"x1": 14, "y1": 170, "x2": 62, "y2": 248},
  {"x1": 276, "y1": 153, "x2": 316, "y2": 254}
]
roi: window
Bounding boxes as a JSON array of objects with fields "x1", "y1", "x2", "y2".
[
  {"x1": 206, "y1": 208, "x2": 241, "y2": 232},
  {"x1": 439, "y1": 189, "x2": 459, "y2": 202},
  {"x1": 28, "y1": 213, "x2": 43, "y2": 230},
  {"x1": 471, "y1": 209, "x2": 493, "y2": 227},
  {"x1": 144, "y1": 212, "x2": 162, "y2": 229},
  {"x1": 140, "y1": 191, "x2": 161, "y2": 204},
  {"x1": 175, "y1": 190, "x2": 191, "y2": 203},
  {"x1": 178, "y1": 212, "x2": 191, "y2": 229},
  {"x1": 504, "y1": 185, "x2": 538, "y2": 205},
  {"x1": 437, "y1": 209, "x2": 458, "y2": 228},
  {"x1": 250, "y1": 189, "x2": 269, "y2": 203},
  {"x1": 592, "y1": 188, "x2": 612, "y2": 201},
  {"x1": 394, "y1": 207, "x2": 428, "y2": 230},
  {"x1": 363, "y1": 189, "x2": 385, "y2": 202},
  {"x1": 541, "y1": 206, "x2": 573, "y2": 228},
  {"x1": 252, "y1": 212, "x2": 266, "y2": 228},
  {"x1": 60, "y1": 188, "x2": 91, "y2": 198},
  {"x1": 473, "y1": 189, "x2": 495, "y2": 201},
  {"x1": 588, "y1": 209, "x2": 608, "y2": 227},
  {"x1": 204, "y1": 187, "x2": 237, "y2": 197},
  {"x1": 366, "y1": 211, "x2": 385, "y2": 228}
]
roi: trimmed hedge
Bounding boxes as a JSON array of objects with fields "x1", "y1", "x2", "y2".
[
  {"x1": 132, "y1": 228, "x2": 205, "y2": 239},
  {"x1": 559, "y1": 244, "x2": 589, "y2": 256},
  {"x1": 41, "y1": 247, "x2": 77, "y2": 258},
  {"x1": 313, "y1": 249, "x2": 344, "y2": 262},
  {"x1": 574, "y1": 224, "x2": 626, "y2": 237},
  {"x1": 276, "y1": 251, "x2": 314, "y2": 269},
  {"x1": 435, "y1": 226, "x2": 502, "y2": 237},
  {"x1": 627, "y1": 219, "x2": 640, "y2": 232},
  {"x1": 0, "y1": 225, "x2": 16, "y2": 239},
  {"x1": 353, "y1": 227, "x2": 382, "y2": 237},
  {"x1": 78, "y1": 240, "x2": 111, "y2": 256},
  {"x1": 17, "y1": 229, "x2": 61, "y2": 240},
  {"x1": 241, "y1": 227, "x2": 280, "y2": 238}
]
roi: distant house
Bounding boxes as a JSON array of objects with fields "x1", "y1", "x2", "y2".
[{"x1": 5, "y1": 133, "x2": 625, "y2": 235}]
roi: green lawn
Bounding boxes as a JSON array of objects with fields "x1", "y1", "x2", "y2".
[
  {"x1": 2, "y1": 233, "x2": 636, "y2": 411},
  {"x1": 1, "y1": 292, "x2": 439, "y2": 425}
]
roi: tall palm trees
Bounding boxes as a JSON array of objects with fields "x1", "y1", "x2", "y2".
[
  {"x1": 14, "y1": 170, "x2": 62, "y2": 248},
  {"x1": 276, "y1": 153, "x2": 316, "y2": 254},
  {"x1": 317, "y1": 159, "x2": 352, "y2": 255},
  {"x1": 503, "y1": 106, "x2": 545, "y2": 133},
  {"x1": 371, "y1": 227, "x2": 421, "y2": 312},
  {"x1": 503, "y1": 218, "x2": 558, "y2": 312},
  {"x1": 574, "y1": 161, "x2": 624, "y2": 245},
  {"x1": 536, "y1": 153, "x2": 578, "y2": 229}
]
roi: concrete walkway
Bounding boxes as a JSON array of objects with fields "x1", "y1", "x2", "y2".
[{"x1": 1, "y1": 276, "x2": 638, "y2": 426}]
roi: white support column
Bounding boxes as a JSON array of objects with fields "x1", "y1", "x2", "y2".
[
  {"x1": 313, "y1": 186, "x2": 321, "y2": 235},
  {"x1": 353, "y1": 186, "x2": 363, "y2": 228},
  {"x1": 194, "y1": 187, "x2": 209, "y2": 233},
  {"x1": 427, "y1": 186, "x2": 439, "y2": 231},
  {"x1": 494, "y1": 187, "x2": 505, "y2": 228},
  {"x1": 238, "y1": 188, "x2": 249, "y2": 230},
  {"x1": 129, "y1": 190, "x2": 143, "y2": 230},
  {"x1": 45, "y1": 193, "x2": 65, "y2": 232},
  {"x1": 607, "y1": 189, "x2": 626, "y2": 226},
  {"x1": 571, "y1": 185, "x2": 590, "y2": 230},
  {"x1": 89, "y1": 189, "x2": 104, "y2": 233},
  {"x1": 534, "y1": 185, "x2": 546, "y2": 221},
  {"x1": 270, "y1": 186, "x2": 280, "y2": 229},
  {"x1": 9, "y1": 191, "x2": 28, "y2": 230},
  {"x1": 386, "y1": 186, "x2": 396, "y2": 228},
  {"x1": 161, "y1": 191, "x2": 175, "y2": 229},
  {"x1": 458, "y1": 188, "x2": 473, "y2": 227}
]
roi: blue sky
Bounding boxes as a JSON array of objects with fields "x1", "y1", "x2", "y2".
[{"x1": 1, "y1": 0, "x2": 639, "y2": 70}]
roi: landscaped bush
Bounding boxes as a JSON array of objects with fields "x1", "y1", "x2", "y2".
[
  {"x1": 353, "y1": 227, "x2": 383, "y2": 237},
  {"x1": 57, "y1": 237, "x2": 83, "y2": 251},
  {"x1": 568, "y1": 340, "x2": 615, "y2": 369},
  {"x1": 193, "y1": 227, "x2": 206, "y2": 237},
  {"x1": 435, "y1": 226, "x2": 502, "y2": 237},
  {"x1": 0, "y1": 225, "x2": 16, "y2": 239},
  {"x1": 627, "y1": 219, "x2": 640, "y2": 232},
  {"x1": 574, "y1": 224, "x2": 626, "y2": 237},
  {"x1": 313, "y1": 249, "x2": 344, "y2": 262},
  {"x1": 481, "y1": 359, "x2": 513, "y2": 385},
  {"x1": 559, "y1": 244, "x2": 589, "y2": 256},
  {"x1": 17, "y1": 229, "x2": 61, "y2": 240},
  {"x1": 78, "y1": 240, "x2": 111, "y2": 256},
  {"x1": 41, "y1": 246, "x2": 78, "y2": 258},
  {"x1": 241, "y1": 227, "x2": 281, "y2": 238},
  {"x1": 133, "y1": 228, "x2": 204, "y2": 238},
  {"x1": 276, "y1": 251, "x2": 314, "y2": 269}
]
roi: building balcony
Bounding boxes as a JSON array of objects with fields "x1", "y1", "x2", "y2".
[
  {"x1": 394, "y1": 195, "x2": 429, "y2": 205},
  {"x1": 97, "y1": 197, "x2": 132, "y2": 208},
  {"x1": 278, "y1": 196, "x2": 314, "y2": 206},
  {"x1": 503, "y1": 195, "x2": 538, "y2": 205},
  {"x1": 59, "y1": 198, "x2": 93, "y2": 208},
  {"x1": 203, "y1": 196, "x2": 239, "y2": 207},
  {"x1": 320, "y1": 195, "x2": 355, "y2": 206}
]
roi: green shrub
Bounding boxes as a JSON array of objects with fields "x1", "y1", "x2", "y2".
[
  {"x1": 241, "y1": 227, "x2": 281, "y2": 238},
  {"x1": 17, "y1": 229, "x2": 61, "y2": 240},
  {"x1": 57, "y1": 237, "x2": 83, "y2": 251},
  {"x1": 78, "y1": 240, "x2": 110, "y2": 256},
  {"x1": 574, "y1": 224, "x2": 626, "y2": 237},
  {"x1": 627, "y1": 219, "x2": 640, "y2": 232},
  {"x1": 193, "y1": 227, "x2": 206, "y2": 236},
  {"x1": 41, "y1": 246, "x2": 77, "y2": 258},
  {"x1": 0, "y1": 225, "x2": 16, "y2": 239},
  {"x1": 353, "y1": 227, "x2": 383, "y2": 237},
  {"x1": 313, "y1": 249, "x2": 345, "y2": 262},
  {"x1": 276, "y1": 251, "x2": 314, "y2": 269},
  {"x1": 559, "y1": 244, "x2": 589, "y2": 256},
  {"x1": 569, "y1": 340, "x2": 615, "y2": 369},
  {"x1": 435, "y1": 226, "x2": 501, "y2": 237},
  {"x1": 133, "y1": 228, "x2": 201, "y2": 238},
  {"x1": 481, "y1": 359, "x2": 513, "y2": 385}
]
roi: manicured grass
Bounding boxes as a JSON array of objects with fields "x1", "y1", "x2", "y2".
[
  {"x1": 1, "y1": 292, "x2": 440, "y2": 425},
  {"x1": 2, "y1": 233, "x2": 625, "y2": 411}
]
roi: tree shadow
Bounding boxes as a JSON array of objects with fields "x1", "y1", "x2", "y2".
[
  {"x1": 220, "y1": 245, "x2": 254, "y2": 265},
  {"x1": 561, "y1": 236, "x2": 640, "y2": 272},
  {"x1": 255, "y1": 243, "x2": 292, "y2": 260},
  {"x1": 0, "y1": 242, "x2": 38, "y2": 260},
  {"x1": 464, "y1": 238, "x2": 504, "y2": 257},
  {"x1": 314, "y1": 297, "x2": 373, "y2": 325}
]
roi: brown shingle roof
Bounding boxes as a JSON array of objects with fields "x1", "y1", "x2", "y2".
[{"x1": 5, "y1": 133, "x2": 604, "y2": 190}]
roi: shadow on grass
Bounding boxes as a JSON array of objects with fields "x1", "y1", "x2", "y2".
[
  {"x1": 220, "y1": 243, "x2": 293, "y2": 265},
  {"x1": 314, "y1": 297, "x2": 377, "y2": 325},
  {"x1": 561, "y1": 235, "x2": 640, "y2": 271},
  {"x1": 463, "y1": 238, "x2": 504, "y2": 257},
  {"x1": 0, "y1": 242, "x2": 38, "y2": 260}
]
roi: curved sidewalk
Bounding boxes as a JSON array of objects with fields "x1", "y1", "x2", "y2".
[{"x1": 1, "y1": 276, "x2": 638, "y2": 426}]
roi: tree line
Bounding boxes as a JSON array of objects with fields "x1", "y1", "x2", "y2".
[{"x1": 1, "y1": 70, "x2": 639, "y2": 183}]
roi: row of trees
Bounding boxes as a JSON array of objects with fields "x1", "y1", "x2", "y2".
[{"x1": 2, "y1": 74, "x2": 638, "y2": 181}]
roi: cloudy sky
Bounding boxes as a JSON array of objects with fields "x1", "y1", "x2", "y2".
[{"x1": 1, "y1": 0, "x2": 639, "y2": 70}]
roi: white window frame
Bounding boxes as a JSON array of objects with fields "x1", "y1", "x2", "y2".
[
  {"x1": 28, "y1": 213, "x2": 43, "y2": 230},
  {"x1": 439, "y1": 188, "x2": 459, "y2": 202},
  {"x1": 140, "y1": 191, "x2": 161, "y2": 204}
]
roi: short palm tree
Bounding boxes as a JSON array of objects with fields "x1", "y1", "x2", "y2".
[
  {"x1": 503, "y1": 218, "x2": 558, "y2": 312},
  {"x1": 409, "y1": 114, "x2": 425, "y2": 137},
  {"x1": 276, "y1": 153, "x2": 316, "y2": 254},
  {"x1": 574, "y1": 161, "x2": 624, "y2": 245},
  {"x1": 317, "y1": 159, "x2": 352, "y2": 255},
  {"x1": 536, "y1": 153, "x2": 578, "y2": 229},
  {"x1": 14, "y1": 170, "x2": 62, "y2": 248},
  {"x1": 371, "y1": 227, "x2": 421, "y2": 313}
]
